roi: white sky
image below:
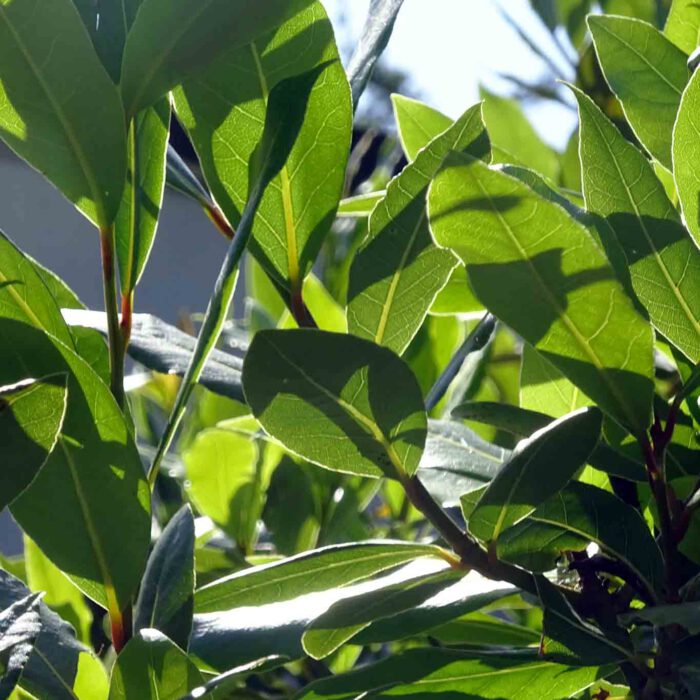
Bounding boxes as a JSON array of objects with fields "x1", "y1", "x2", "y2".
[{"x1": 323, "y1": 0, "x2": 578, "y2": 150}]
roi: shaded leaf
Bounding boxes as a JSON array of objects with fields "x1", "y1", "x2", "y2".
[
  {"x1": 573, "y1": 85, "x2": 700, "y2": 364},
  {"x1": 347, "y1": 103, "x2": 488, "y2": 354},
  {"x1": 0, "y1": 0, "x2": 126, "y2": 228},
  {"x1": 536, "y1": 576, "x2": 633, "y2": 665},
  {"x1": 63, "y1": 310, "x2": 246, "y2": 402},
  {"x1": 195, "y1": 541, "x2": 446, "y2": 613},
  {"x1": 121, "y1": 0, "x2": 312, "y2": 117},
  {"x1": 428, "y1": 152, "x2": 655, "y2": 432},
  {"x1": 0, "y1": 320, "x2": 150, "y2": 614},
  {"x1": 589, "y1": 14, "x2": 688, "y2": 169},
  {"x1": 134, "y1": 506, "x2": 195, "y2": 651},
  {"x1": 467, "y1": 408, "x2": 602, "y2": 543},
  {"x1": 173, "y1": 1, "x2": 351, "y2": 298},
  {"x1": 0, "y1": 377, "x2": 67, "y2": 511},
  {"x1": 108, "y1": 630, "x2": 201, "y2": 700},
  {"x1": 418, "y1": 419, "x2": 510, "y2": 507},
  {"x1": 499, "y1": 481, "x2": 663, "y2": 597},
  {"x1": 243, "y1": 329, "x2": 426, "y2": 479},
  {"x1": 0, "y1": 594, "x2": 42, "y2": 700},
  {"x1": 296, "y1": 647, "x2": 605, "y2": 699},
  {"x1": 621, "y1": 602, "x2": 700, "y2": 632}
]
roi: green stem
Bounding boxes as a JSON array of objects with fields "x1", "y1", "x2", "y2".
[
  {"x1": 147, "y1": 180, "x2": 266, "y2": 488},
  {"x1": 99, "y1": 225, "x2": 126, "y2": 409}
]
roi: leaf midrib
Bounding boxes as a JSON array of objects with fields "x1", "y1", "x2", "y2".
[
  {"x1": 468, "y1": 167, "x2": 639, "y2": 429},
  {"x1": 585, "y1": 101, "x2": 700, "y2": 339},
  {"x1": 0, "y1": 7, "x2": 106, "y2": 226}
]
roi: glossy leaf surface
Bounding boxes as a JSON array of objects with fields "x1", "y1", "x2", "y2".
[
  {"x1": 243, "y1": 330, "x2": 427, "y2": 479},
  {"x1": 428, "y1": 153, "x2": 655, "y2": 432},
  {"x1": 467, "y1": 408, "x2": 602, "y2": 543}
]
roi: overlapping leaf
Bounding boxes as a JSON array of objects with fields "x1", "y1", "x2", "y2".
[
  {"x1": 428, "y1": 153, "x2": 655, "y2": 432},
  {"x1": 0, "y1": 0, "x2": 126, "y2": 228},
  {"x1": 589, "y1": 15, "x2": 689, "y2": 169},
  {"x1": 574, "y1": 87, "x2": 700, "y2": 363},
  {"x1": 347, "y1": 103, "x2": 488, "y2": 354},
  {"x1": 665, "y1": 0, "x2": 700, "y2": 54},
  {"x1": 173, "y1": 1, "x2": 351, "y2": 299}
]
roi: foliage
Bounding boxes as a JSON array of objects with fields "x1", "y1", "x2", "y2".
[{"x1": 0, "y1": 0, "x2": 698, "y2": 698}]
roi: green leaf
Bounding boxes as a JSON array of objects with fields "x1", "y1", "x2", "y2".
[
  {"x1": 121, "y1": 0, "x2": 312, "y2": 117},
  {"x1": 428, "y1": 153, "x2": 655, "y2": 432},
  {"x1": 499, "y1": 481, "x2": 663, "y2": 597},
  {"x1": 134, "y1": 506, "x2": 195, "y2": 651},
  {"x1": 24, "y1": 535, "x2": 93, "y2": 646},
  {"x1": 467, "y1": 408, "x2": 602, "y2": 543},
  {"x1": 0, "y1": 569, "x2": 104, "y2": 700},
  {"x1": 418, "y1": 419, "x2": 510, "y2": 507},
  {"x1": 184, "y1": 429, "x2": 267, "y2": 550},
  {"x1": 115, "y1": 100, "x2": 170, "y2": 294},
  {"x1": 573, "y1": 85, "x2": 700, "y2": 364},
  {"x1": 391, "y1": 94, "x2": 452, "y2": 161},
  {"x1": 673, "y1": 68, "x2": 700, "y2": 249},
  {"x1": 195, "y1": 541, "x2": 446, "y2": 614},
  {"x1": 621, "y1": 602, "x2": 700, "y2": 632},
  {"x1": 429, "y1": 265, "x2": 484, "y2": 315},
  {"x1": 536, "y1": 576, "x2": 633, "y2": 665},
  {"x1": 480, "y1": 87, "x2": 559, "y2": 180},
  {"x1": 108, "y1": 630, "x2": 202, "y2": 700},
  {"x1": 666, "y1": 0, "x2": 700, "y2": 53},
  {"x1": 243, "y1": 329, "x2": 427, "y2": 479},
  {"x1": 347, "y1": 103, "x2": 488, "y2": 355},
  {"x1": 302, "y1": 570, "x2": 457, "y2": 659},
  {"x1": 0, "y1": 377, "x2": 67, "y2": 511},
  {"x1": 588, "y1": 15, "x2": 688, "y2": 169},
  {"x1": 0, "y1": 594, "x2": 42, "y2": 700},
  {"x1": 347, "y1": 0, "x2": 405, "y2": 106},
  {"x1": 0, "y1": 320, "x2": 150, "y2": 614},
  {"x1": 0, "y1": 0, "x2": 126, "y2": 228},
  {"x1": 0, "y1": 233, "x2": 76, "y2": 350},
  {"x1": 295, "y1": 648, "x2": 606, "y2": 699},
  {"x1": 172, "y1": 1, "x2": 351, "y2": 298}
]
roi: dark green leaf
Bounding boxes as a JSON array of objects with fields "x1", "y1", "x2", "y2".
[
  {"x1": 621, "y1": 602, "x2": 700, "y2": 632},
  {"x1": 64, "y1": 310, "x2": 246, "y2": 402},
  {"x1": 134, "y1": 506, "x2": 195, "y2": 651},
  {"x1": 0, "y1": 0, "x2": 126, "y2": 228},
  {"x1": 108, "y1": 630, "x2": 202, "y2": 700},
  {"x1": 391, "y1": 94, "x2": 452, "y2": 161},
  {"x1": 0, "y1": 594, "x2": 42, "y2": 700},
  {"x1": 115, "y1": 100, "x2": 170, "y2": 294},
  {"x1": 499, "y1": 481, "x2": 663, "y2": 597},
  {"x1": 467, "y1": 408, "x2": 603, "y2": 543},
  {"x1": 0, "y1": 320, "x2": 150, "y2": 614},
  {"x1": 172, "y1": 1, "x2": 351, "y2": 298},
  {"x1": 573, "y1": 85, "x2": 700, "y2": 364},
  {"x1": 0, "y1": 376, "x2": 67, "y2": 511},
  {"x1": 418, "y1": 419, "x2": 510, "y2": 506},
  {"x1": 121, "y1": 0, "x2": 313, "y2": 117},
  {"x1": 302, "y1": 570, "x2": 457, "y2": 659},
  {"x1": 347, "y1": 103, "x2": 488, "y2": 354},
  {"x1": 589, "y1": 15, "x2": 688, "y2": 169},
  {"x1": 243, "y1": 329, "x2": 427, "y2": 479},
  {"x1": 195, "y1": 541, "x2": 446, "y2": 613},
  {"x1": 429, "y1": 152, "x2": 655, "y2": 432},
  {"x1": 0, "y1": 569, "x2": 106, "y2": 700},
  {"x1": 536, "y1": 576, "x2": 633, "y2": 665},
  {"x1": 296, "y1": 647, "x2": 606, "y2": 699}
]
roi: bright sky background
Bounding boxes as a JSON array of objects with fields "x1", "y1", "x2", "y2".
[{"x1": 323, "y1": 0, "x2": 578, "y2": 150}]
